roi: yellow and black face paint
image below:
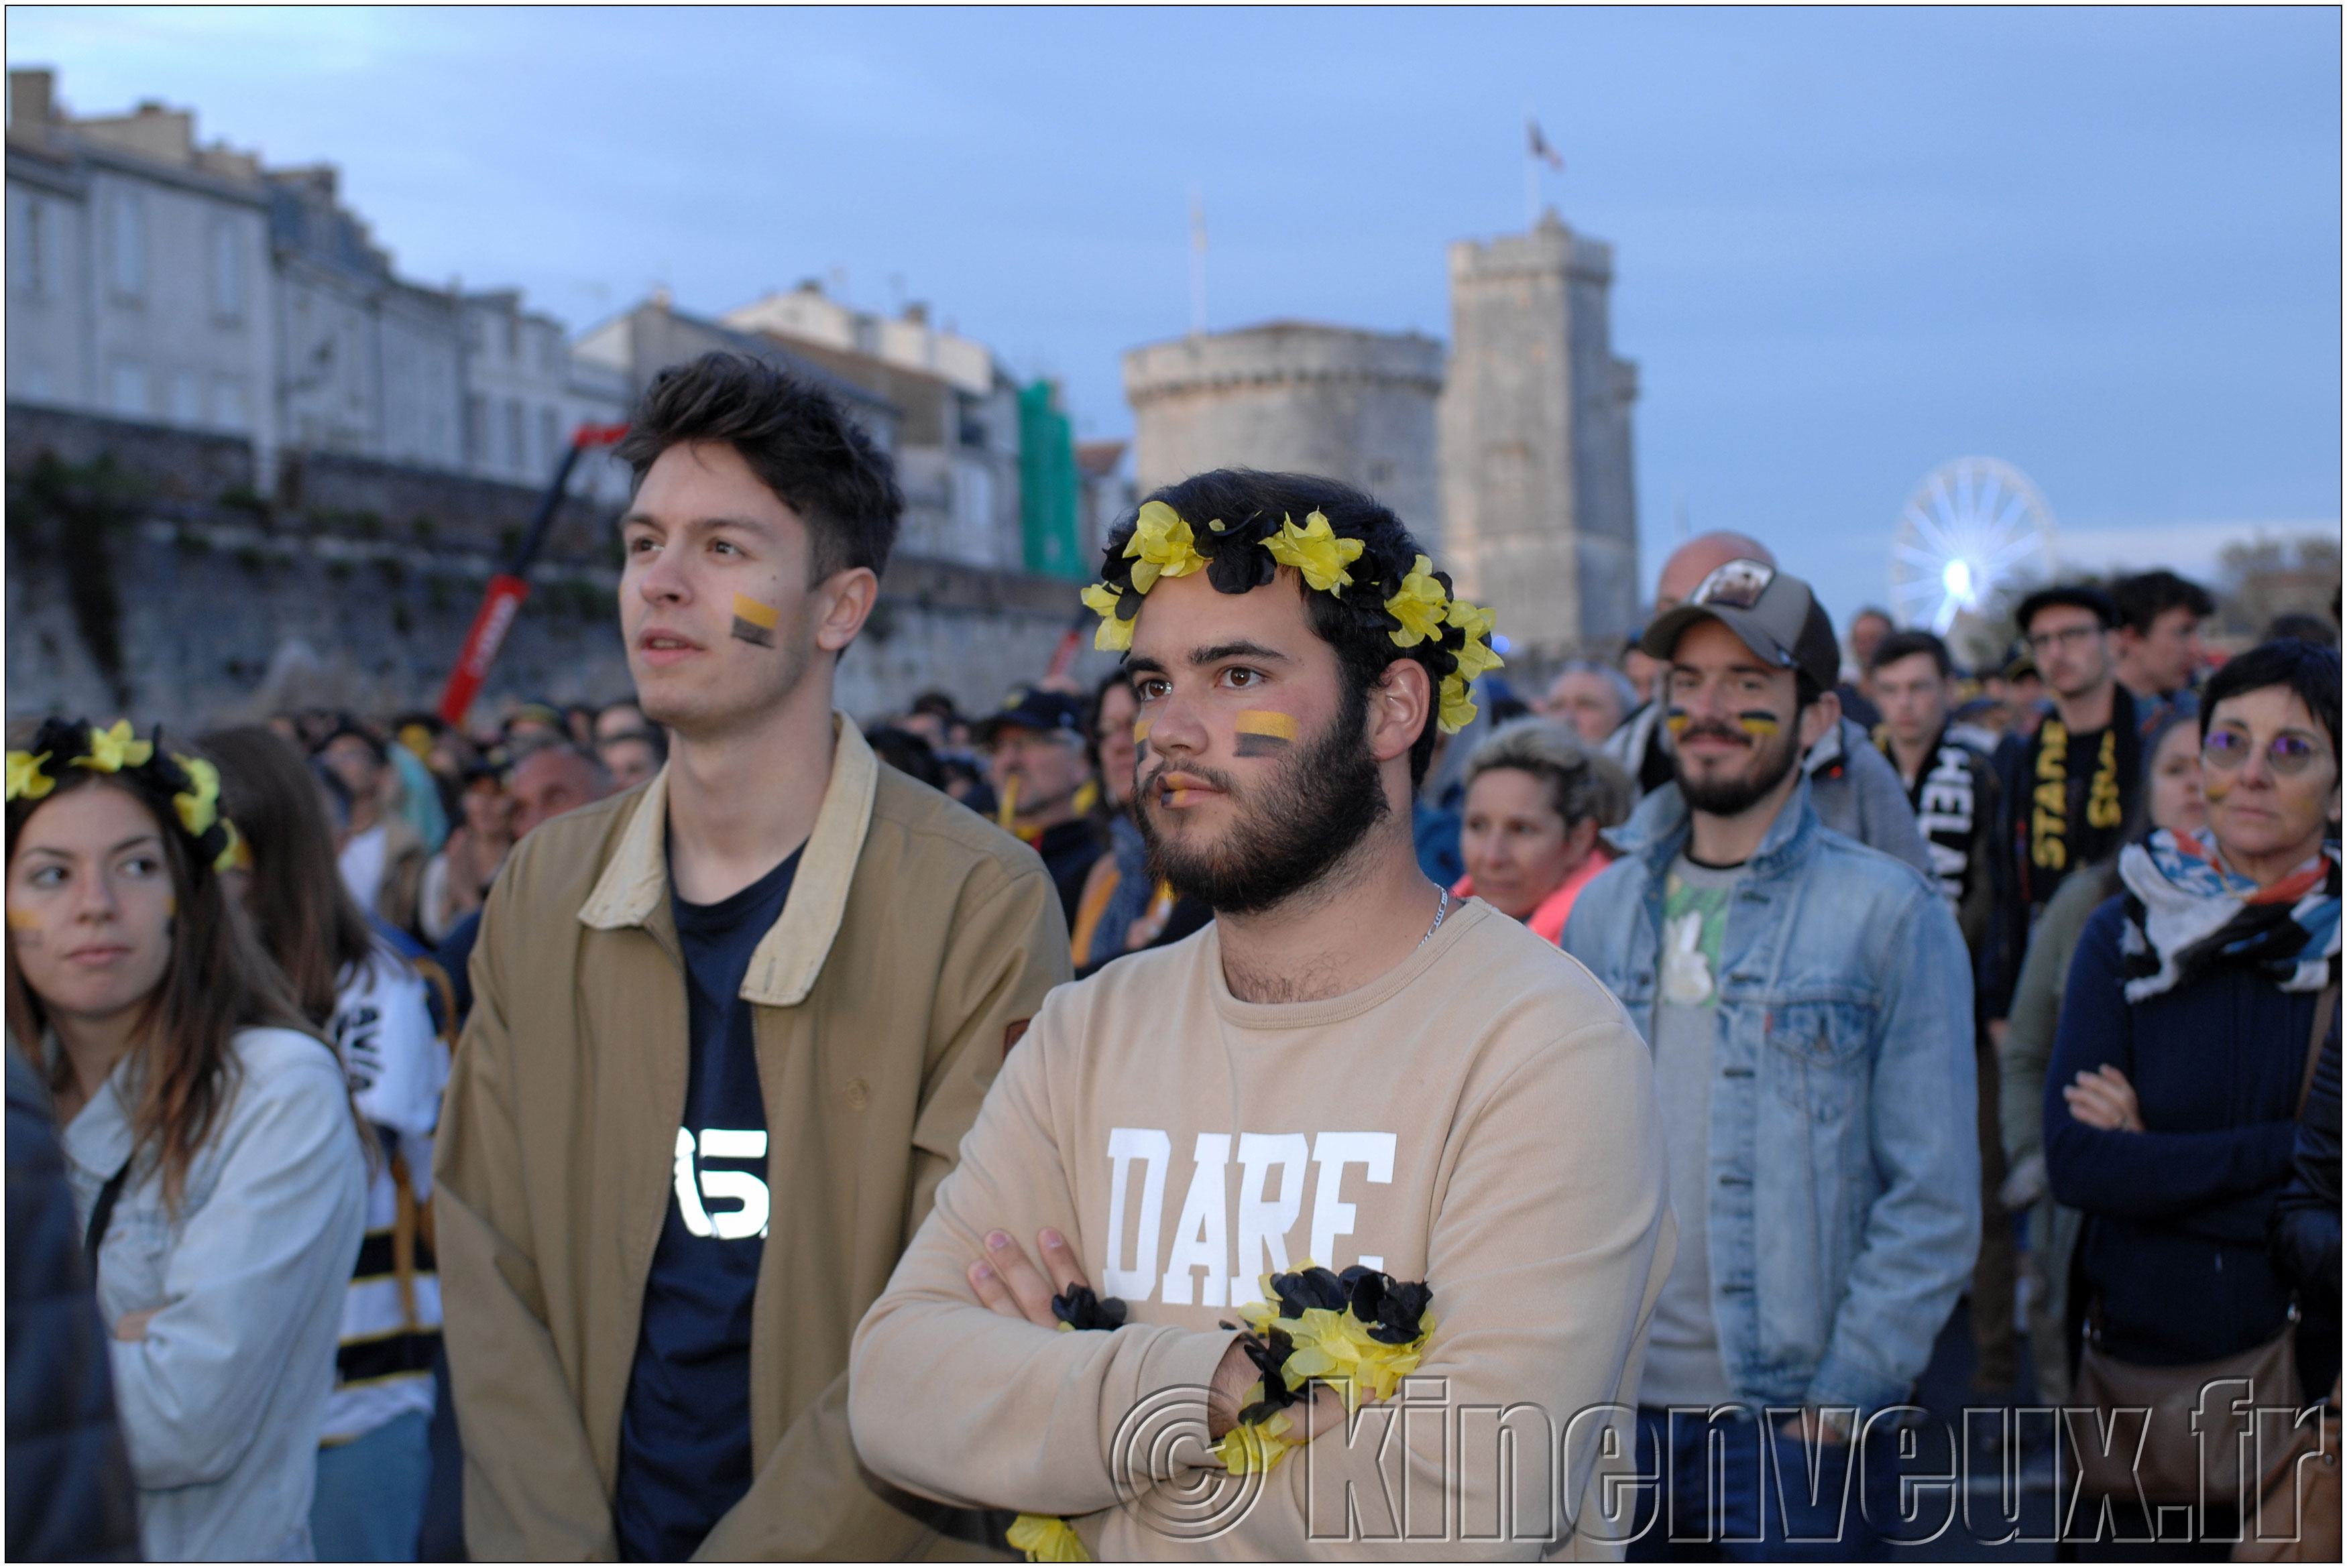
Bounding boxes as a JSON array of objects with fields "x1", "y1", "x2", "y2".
[
  {"x1": 1132, "y1": 717, "x2": 1151, "y2": 756},
  {"x1": 1737, "y1": 711, "x2": 1782, "y2": 738},
  {"x1": 730, "y1": 593, "x2": 781, "y2": 648},
  {"x1": 1664, "y1": 707, "x2": 1691, "y2": 737},
  {"x1": 1234, "y1": 710, "x2": 1299, "y2": 758},
  {"x1": 5, "y1": 906, "x2": 41, "y2": 933}
]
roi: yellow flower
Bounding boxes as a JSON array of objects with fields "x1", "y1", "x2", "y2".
[
  {"x1": 172, "y1": 756, "x2": 222, "y2": 837},
  {"x1": 1445, "y1": 598, "x2": 1505, "y2": 682},
  {"x1": 1080, "y1": 582, "x2": 1133, "y2": 651},
  {"x1": 1122, "y1": 499, "x2": 1207, "y2": 593},
  {"x1": 1007, "y1": 1514, "x2": 1090, "y2": 1563},
  {"x1": 6, "y1": 751, "x2": 55, "y2": 802},
  {"x1": 1262, "y1": 510, "x2": 1363, "y2": 595},
  {"x1": 1211, "y1": 1407, "x2": 1302, "y2": 1475},
  {"x1": 1383, "y1": 554, "x2": 1448, "y2": 647},
  {"x1": 215, "y1": 820, "x2": 249, "y2": 875},
  {"x1": 74, "y1": 721, "x2": 154, "y2": 774},
  {"x1": 1439, "y1": 674, "x2": 1479, "y2": 734}
]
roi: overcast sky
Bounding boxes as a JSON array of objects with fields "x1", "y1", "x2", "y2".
[{"x1": 9, "y1": 5, "x2": 2340, "y2": 628}]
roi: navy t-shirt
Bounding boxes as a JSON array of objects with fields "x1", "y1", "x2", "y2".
[{"x1": 613, "y1": 845, "x2": 801, "y2": 1562}]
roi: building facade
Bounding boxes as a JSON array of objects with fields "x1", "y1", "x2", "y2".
[
  {"x1": 1121, "y1": 322, "x2": 1445, "y2": 545},
  {"x1": 1437, "y1": 210, "x2": 1640, "y2": 666},
  {"x1": 7, "y1": 70, "x2": 623, "y2": 505},
  {"x1": 7, "y1": 72, "x2": 282, "y2": 474},
  {"x1": 461, "y1": 289, "x2": 629, "y2": 501}
]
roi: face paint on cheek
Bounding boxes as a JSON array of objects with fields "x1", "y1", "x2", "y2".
[
  {"x1": 1665, "y1": 707, "x2": 1691, "y2": 737},
  {"x1": 729, "y1": 593, "x2": 780, "y2": 648},
  {"x1": 2200, "y1": 778, "x2": 2230, "y2": 802},
  {"x1": 5, "y1": 906, "x2": 41, "y2": 941},
  {"x1": 1132, "y1": 717, "x2": 1151, "y2": 756},
  {"x1": 1233, "y1": 709, "x2": 1299, "y2": 758},
  {"x1": 1737, "y1": 711, "x2": 1783, "y2": 738}
]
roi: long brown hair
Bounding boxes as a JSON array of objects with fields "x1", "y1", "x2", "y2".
[
  {"x1": 5, "y1": 750, "x2": 317, "y2": 1206},
  {"x1": 199, "y1": 726, "x2": 376, "y2": 1027}
]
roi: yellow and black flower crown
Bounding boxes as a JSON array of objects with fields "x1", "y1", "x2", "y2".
[
  {"x1": 6, "y1": 718, "x2": 241, "y2": 873},
  {"x1": 1080, "y1": 497, "x2": 1503, "y2": 733}
]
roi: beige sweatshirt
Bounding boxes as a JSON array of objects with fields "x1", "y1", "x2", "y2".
[{"x1": 849, "y1": 899, "x2": 1672, "y2": 1560}]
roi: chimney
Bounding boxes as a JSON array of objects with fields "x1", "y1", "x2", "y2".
[
  {"x1": 903, "y1": 301, "x2": 929, "y2": 326},
  {"x1": 9, "y1": 70, "x2": 55, "y2": 138}
]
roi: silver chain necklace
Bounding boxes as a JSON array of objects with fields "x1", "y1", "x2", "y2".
[{"x1": 1417, "y1": 888, "x2": 1451, "y2": 949}]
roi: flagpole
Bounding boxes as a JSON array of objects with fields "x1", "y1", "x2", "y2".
[
  {"x1": 1188, "y1": 182, "x2": 1207, "y2": 336},
  {"x1": 1523, "y1": 105, "x2": 1537, "y2": 227}
]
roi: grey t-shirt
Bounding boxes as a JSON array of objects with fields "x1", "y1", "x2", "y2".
[{"x1": 1638, "y1": 853, "x2": 1746, "y2": 1410}]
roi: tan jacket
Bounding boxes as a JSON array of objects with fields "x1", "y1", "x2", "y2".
[{"x1": 435, "y1": 718, "x2": 1072, "y2": 1560}]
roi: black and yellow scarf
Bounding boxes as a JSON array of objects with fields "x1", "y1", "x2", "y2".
[{"x1": 2017, "y1": 697, "x2": 2140, "y2": 907}]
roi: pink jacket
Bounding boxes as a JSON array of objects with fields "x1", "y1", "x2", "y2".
[{"x1": 1454, "y1": 849, "x2": 1615, "y2": 947}]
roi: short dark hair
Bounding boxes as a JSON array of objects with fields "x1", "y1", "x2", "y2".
[
  {"x1": 2265, "y1": 611, "x2": 2338, "y2": 650},
  {"x1": 1110, "y1": 471, "x2": 1455, "y2": 787},
  {"x1": 614, "y1": 352, "x2": 905, "y2": 582},
  {"x1": 2111, "y1": 570, "x2": 2216, "y2": 635},
  {"x1": 317, "y1": 721, "x2": 386, "y2": 766},
  {"x1": 2199, "y1": 638, "x2": 2341, "y2": 766},
  {"x1": 2015, "y1": 584, "x2": 2118, "y2": 635},
  {"x1": 1869, "y1": 629, "x2": 1953, "y2": 678},
  {"x1": 1851, "y1": 606, "x2": 1894, "y2": 630}
]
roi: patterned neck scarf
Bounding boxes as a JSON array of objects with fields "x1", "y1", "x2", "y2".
[{"x1": 2117, "y1": 827, "x2": 2342, "y2": 1002}]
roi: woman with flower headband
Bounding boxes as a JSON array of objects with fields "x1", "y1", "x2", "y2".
[
  {"x1": 5, "y1": 718, "x2": 367, "y2": 1561},
  {"x1": 850, "y1": 471, "x2": 1668, "y2": 1560}
]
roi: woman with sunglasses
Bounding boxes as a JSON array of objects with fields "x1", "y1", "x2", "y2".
[
  {"x1": 6, "y1": 719, "x2": 368, "y2": 1561},
  {"x1": 2044, "y1": 639, "x2": 2341, "y2": 1547}
]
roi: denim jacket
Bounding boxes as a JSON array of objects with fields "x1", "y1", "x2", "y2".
[
  {"x1": 1562, "y1": 777, "x2": 1980, "y2": 1413},
  {"x1": 56, "y1": 1027, "x2": 367, "y2": 1561}
]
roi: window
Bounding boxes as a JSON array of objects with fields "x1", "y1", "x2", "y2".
[
  {"x1": 109, "y1": 359, "x2": 149, "y2": 417},
  {"x1": 11, "y1": 197, "x2": 45, "y2": 298},
  {"x1": 170, "y1": 369, "x2": 201, "y2": 426},
  {"x1": 538, "y1": 406, "x2": 560, "y2": 471},
  {"x1": 209, "y1": 219, "x2": 242, "y2": 321},
  {"x1": 502, "y1": 314, "x2": 518, "y2": 363},
  {"x1": 466, "y1": 395, "x2": 488, "y2": 465},
  {"x1": 504, "y1": 398, "x2": 524, "y2": 474},
  {"x1": 107, "y1": 188, "x2": 144, "y2": 300},
  {"x1": 212, "y1": 375, "x2": 249, "y2": 432}
]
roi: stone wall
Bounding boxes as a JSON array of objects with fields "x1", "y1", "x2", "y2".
[
  {"x1": 1123, "y1": 323, "x2": 1444, "y2": 546},
  {"x1": 5, "y1": 403, "x2": 1117, "y2": 729}
]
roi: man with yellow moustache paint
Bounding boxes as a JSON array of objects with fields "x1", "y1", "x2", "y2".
[{"x1": 850, "y1": 471, "x2": 1670, "y2": 1559}]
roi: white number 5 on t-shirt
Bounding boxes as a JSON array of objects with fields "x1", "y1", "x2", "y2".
[{"x1": 672, "y1": 1128, "x2": 770, "y2": 1240}]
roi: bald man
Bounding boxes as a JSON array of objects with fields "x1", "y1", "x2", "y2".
[{"x1": 1604, "y1": 534, "x2": 1935, "y2": 878}]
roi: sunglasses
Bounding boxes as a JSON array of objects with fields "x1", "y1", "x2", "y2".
[
  {"x1": 1689, "y1": 558, "x2": 1776, "y2": 611},
  {"x1": 2201, "y1": 728, "x2": 2326, "y2": 777}
]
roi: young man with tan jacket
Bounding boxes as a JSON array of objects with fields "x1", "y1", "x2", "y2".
[
  {"x1": 435, "y1": 353, "x2": 1071, "y2": 1560},
  {"x1": 849, "y1": 471, "x2": 1670, "y2": 1559}
]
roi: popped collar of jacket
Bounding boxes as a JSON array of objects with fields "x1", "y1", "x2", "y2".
[
  {"x1": 435, "y1": 715, "x2": 1074, "y2": 1561},
  {"x1": 1560, "y1": 775, "x2": 1982, "y2": 1414}
]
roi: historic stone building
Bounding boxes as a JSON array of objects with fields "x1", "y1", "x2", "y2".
[
  {"x1": 1438, "y1": 211, "x2": 1640, "y2": 667},
  {"x1": 1121, "y1": 322, "x2": 1444, "y2": 543}
]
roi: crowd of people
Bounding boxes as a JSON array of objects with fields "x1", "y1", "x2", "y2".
[{"x1": 5, "y1": 348, "x2": 2338, "y2": 1564}]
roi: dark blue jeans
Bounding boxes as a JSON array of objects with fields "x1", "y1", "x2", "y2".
[{"x1": 1627, "y1": 1405, "x2": 1896, "y2": 1561}]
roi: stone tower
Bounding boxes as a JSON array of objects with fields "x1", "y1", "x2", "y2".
[
  {"x1": 1122, "y1": 322, "x2": 1444, "y2": 543},
  {"x1": 1438, "y1": 211, "x2": 1640, "y2": 668}
]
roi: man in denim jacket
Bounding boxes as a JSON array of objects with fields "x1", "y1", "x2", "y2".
[{"x1": 1564, "y1": 559, "x2": 1978, "y2": 1560}]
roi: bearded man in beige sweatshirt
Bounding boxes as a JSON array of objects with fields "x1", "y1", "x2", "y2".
[{"x1": 850, "y1": 470, "x2": 1672, "y2": 1559}]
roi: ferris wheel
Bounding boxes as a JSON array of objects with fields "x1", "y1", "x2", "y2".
[{"x1": 1888, "y1": 457, "x2": 2059, "y2": 636}]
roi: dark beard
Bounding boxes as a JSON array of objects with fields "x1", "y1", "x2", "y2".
[
  {"x1": 1135, "y1": 684, "x2": 1390, "y2": 915},
  {"x1": 1674, "y1": 720, "x2": 1802, "y2": 818}
]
